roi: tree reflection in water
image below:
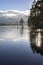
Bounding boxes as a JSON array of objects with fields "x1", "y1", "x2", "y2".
[
  {"x1": 30, "y1": 29, "x2": 43, "y2": 55},
  {"x1": 19, "y1": 26, "x2": 24, "y2": 36}
]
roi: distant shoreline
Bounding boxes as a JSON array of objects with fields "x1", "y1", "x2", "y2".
[{"x1": 0, "y1": 24, "x2": 19, "y2": 26}]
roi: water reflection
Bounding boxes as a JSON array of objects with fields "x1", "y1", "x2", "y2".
[
  {"x1": 0, "y1": 26, "x2": 43, "y2": 65},
  {"x1": 30, "y1": 29, "x2": 43, "y2": 55},
  {"x1": 19, "y1": 26, "x2": 24, "y2": 35},
  {"x1": 0, "y1": 26, "x2": 29, "y2": 42}
]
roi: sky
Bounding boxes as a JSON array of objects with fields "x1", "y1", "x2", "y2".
[
  {"x1": 0, "y1": 0, "x2": 34, "y2": 23},
  {"x1": 0, "y1": 0, "x2": 34, "y2": 10}
]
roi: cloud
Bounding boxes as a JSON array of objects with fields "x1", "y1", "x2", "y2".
[
  {"x1": 0, "y1": 10, "x2": 30, "y2": 17},
  {"x1": 0, "y1": 10, "x2": 30, "y2": 23}
]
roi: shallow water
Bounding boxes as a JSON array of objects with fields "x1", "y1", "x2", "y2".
[{"x1": 0, "y1": 26, "x2": 43, "y2": 65}]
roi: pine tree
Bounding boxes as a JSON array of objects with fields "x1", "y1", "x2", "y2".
[{"x1": 28, "y1": 0, "x2": 43, "y2": 28}]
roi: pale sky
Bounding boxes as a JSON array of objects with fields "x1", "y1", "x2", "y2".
[{"x1": 0, "y1": 0, "x2": 34, "y2": 10}]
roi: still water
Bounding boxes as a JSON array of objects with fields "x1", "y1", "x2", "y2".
[{"x1": 0, "y1": 26, "x2": 43, "y2": 65}]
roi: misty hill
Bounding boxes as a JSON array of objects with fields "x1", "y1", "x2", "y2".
[{"x1": 0, "y1": 10, "x2": 30, "y2": 25}]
